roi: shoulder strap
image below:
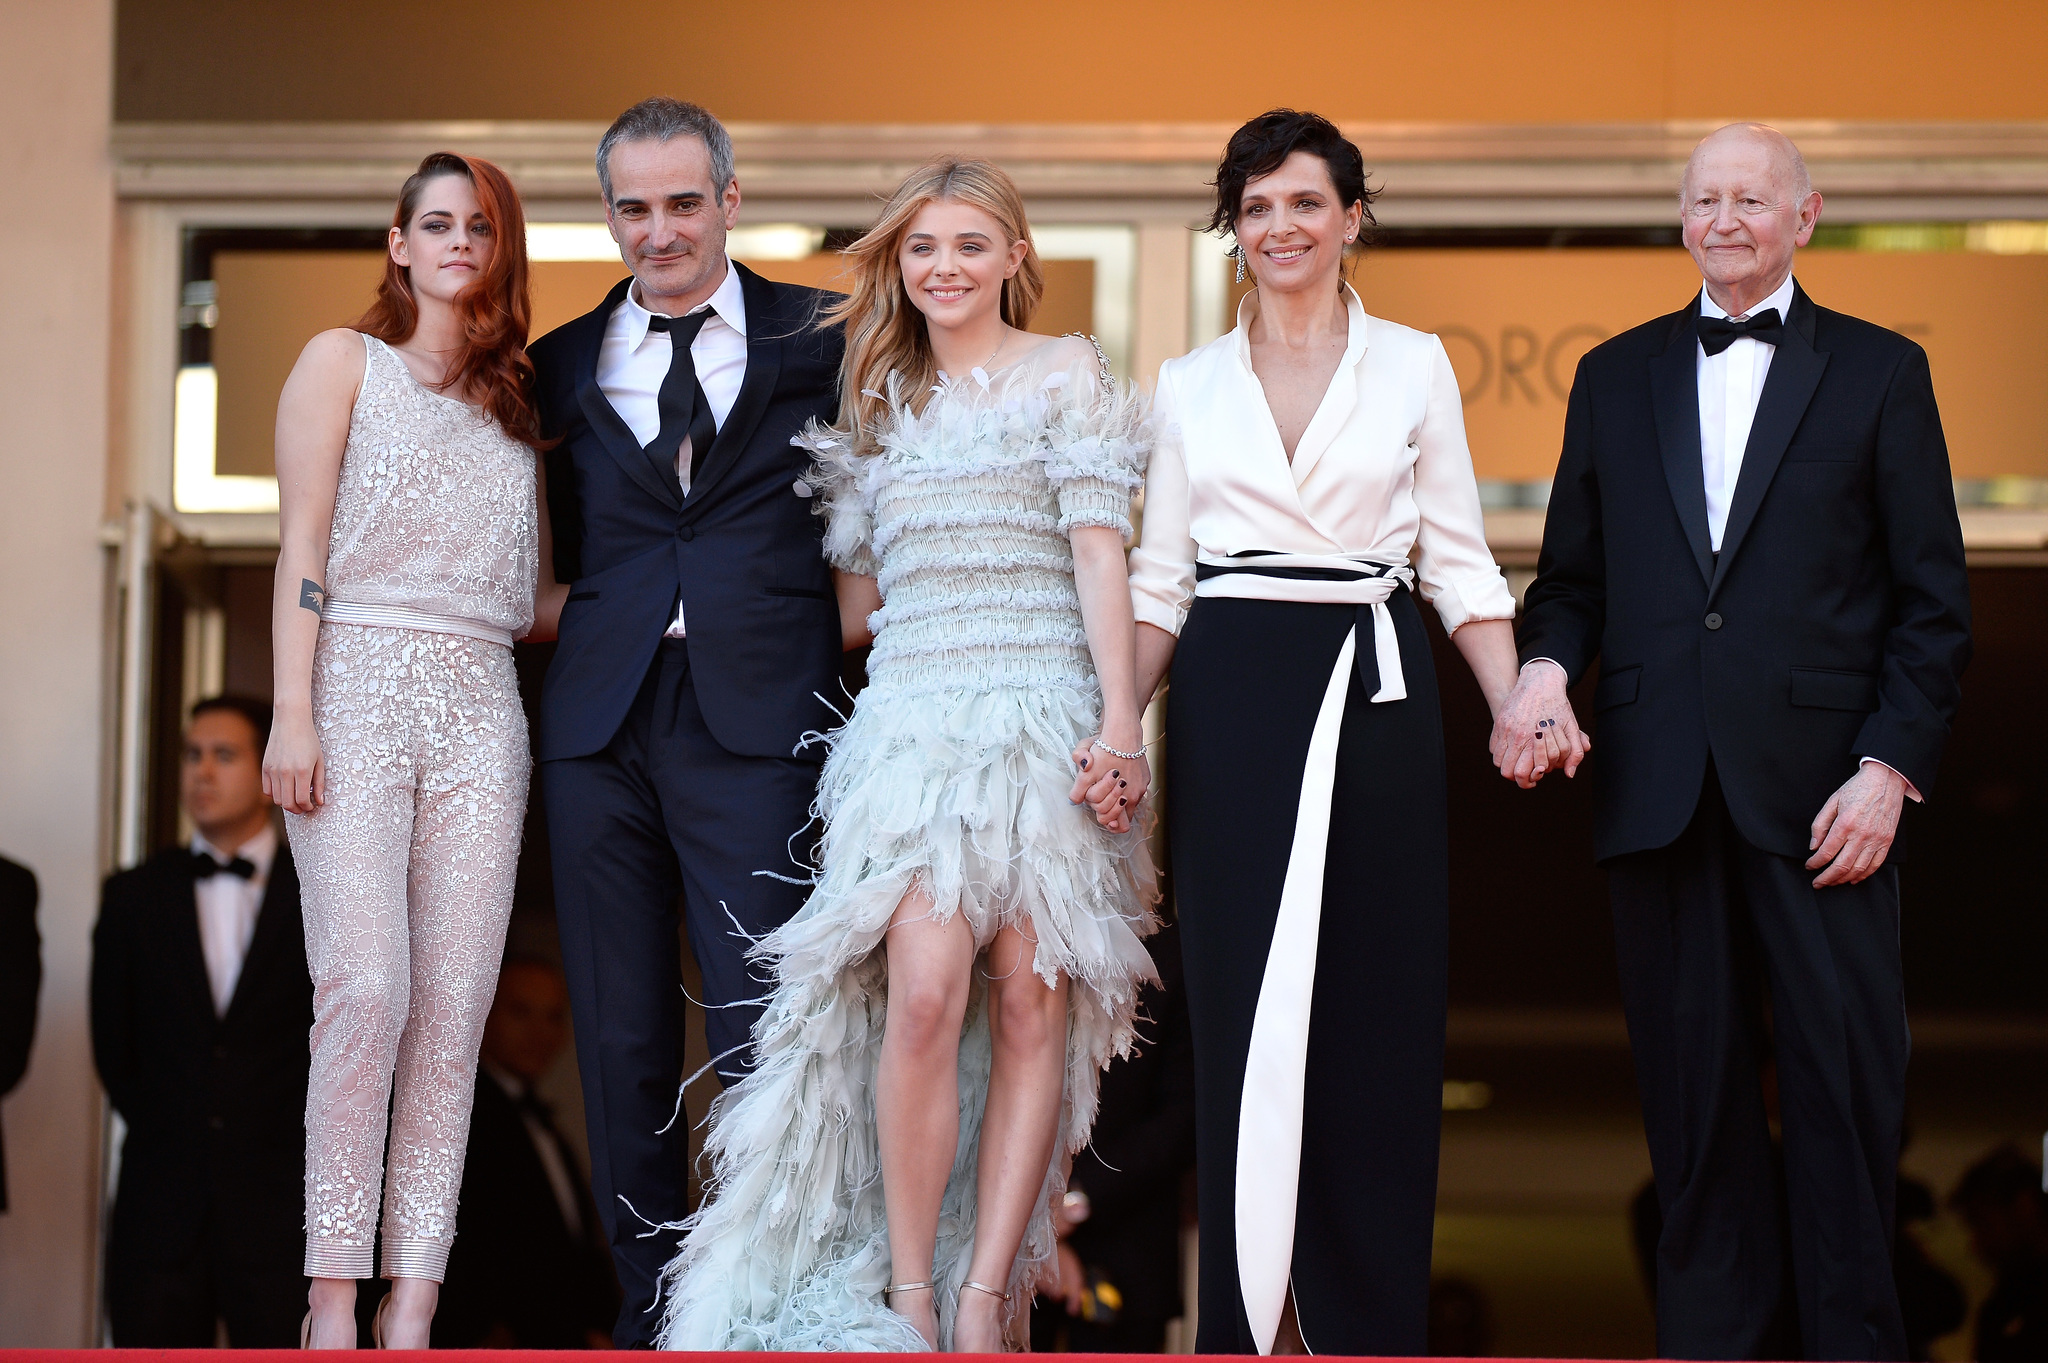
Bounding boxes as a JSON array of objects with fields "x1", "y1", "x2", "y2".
[{"x1": 1063, "y1": 332, "x2": 1114, "y2": 392}]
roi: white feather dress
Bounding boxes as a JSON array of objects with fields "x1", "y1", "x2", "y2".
[{"x1": 655, "y1": 337, "x2": 1160, "y2": 1351}]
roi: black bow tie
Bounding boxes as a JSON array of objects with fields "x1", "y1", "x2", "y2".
[
  {"x1": 192, "y1": 851, "x2": 256, "y2": 880},
  {"x1": 1697, "y1": 308, "x2": 1784, "y2": 356}
]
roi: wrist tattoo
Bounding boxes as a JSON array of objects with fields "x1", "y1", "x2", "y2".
[{"x1": 299, "y1": 580, "x2": 327, "y2": 616}]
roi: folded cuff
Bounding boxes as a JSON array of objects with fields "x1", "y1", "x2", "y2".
[
  {"x1": 1429, "y1": 568, "x2": 1518, "y2": 635},
  {"x1": 1131, "y1": 590, "x2": 1187, "y2": 638},
  {"x1": 305, "y1": 1238, "x2": 375, "y2": 1281},
  {"x1": 380, "y1": 1235, "x2": 452, "y2": 1283}
]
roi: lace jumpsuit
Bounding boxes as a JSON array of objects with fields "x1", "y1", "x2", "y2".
[{"x1": 286, "y1": 333, "x2": 536, "y2": 1282}]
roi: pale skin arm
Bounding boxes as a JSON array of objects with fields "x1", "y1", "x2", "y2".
[
  {"x1": 262, "y1": 329, "x2": 363, "y2": 815},
  {"x1": 833, "y1": 568, "x2": 882, "y2": 652},
  {"x1": 525, "y1": 455, "x2": 570, "y2": 643},
  {"x1": 1065, "y1": 527, "x2": 1148, "y2": 833}
]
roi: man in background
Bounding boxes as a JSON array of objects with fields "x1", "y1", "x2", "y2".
[
  {"x1": 92, "y1": 696, "x2": 312, "y2": 1346},
  {"x1": 0, "y1": 852, "x2": 37, "y2": 1214},
  {"x1": 1950, "y1": 1143, "x2": 2048, "y2": 1362},
  {"x1": 435, "y1": 956, "x2": 619, "y2": 1348}
]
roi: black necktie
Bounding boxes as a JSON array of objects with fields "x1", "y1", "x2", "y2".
[
  {"x1": 645, "y1": 310, "x2": 719, "y2": 493},
  {"x1": 1697, "y1": 308, "x2": 1784, "y2": 356},
  {"x1": 192, "y1": 851, "x2": 256, "y2": 880}
]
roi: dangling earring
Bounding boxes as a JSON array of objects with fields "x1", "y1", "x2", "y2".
[{"x1": 1233, "y1": 245, "x2": 1247, "y2": 285}]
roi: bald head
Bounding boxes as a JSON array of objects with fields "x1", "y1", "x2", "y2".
[
  {"x1": 1680, "y1": 123, "x2": 1822, "y2": 316},
  {"x1": 1682, "y1": 123, "x2": 1813, "y2": 204}
]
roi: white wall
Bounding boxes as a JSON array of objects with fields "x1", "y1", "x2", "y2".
[{"x1": 0, "y1": 0, "x2": 115, "y2": 1345}]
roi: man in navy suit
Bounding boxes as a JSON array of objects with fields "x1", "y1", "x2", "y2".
[
  {"x1": 1496, "y1": 124, "x2": 1971, "y2": 1360},
  {"x1": 527, "y1": 98, "x2": 845, "y2": 1347}
]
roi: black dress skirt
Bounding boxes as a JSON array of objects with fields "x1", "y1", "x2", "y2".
[{"x1": 1167, "y1": 586, "x2": 1447, "y2": 1356}]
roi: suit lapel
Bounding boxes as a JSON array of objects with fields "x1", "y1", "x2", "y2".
[
  {"x1": 1650, "y1": 299, "x2": 1715, "y2": 585},
  {"x1": 1710, "y1": 285, "x2": 1828, "y2": 595},
  {"x1": 221, "y1": 848, "x2": 295, "y2": 1029},
  {"x1": 167, "y1": 860, "x2": 219, "y2": 1028},
  {"x1": 574, "y1": 277, "x2": 683, "y2": 513},
  {"x1": 684, "y1": 263, "x2": 782, "y2": 515}
]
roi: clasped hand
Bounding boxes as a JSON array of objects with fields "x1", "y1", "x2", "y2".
[
  {"x1": 1068, "y1": 736, "x2": 1149, "y2": 834},
  {"x1": 1490, "y1": 661, "x2": 1592, "y2": 788}
]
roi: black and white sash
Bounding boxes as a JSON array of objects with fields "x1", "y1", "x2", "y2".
[{"x1": 1192, "y1": 551, "x2": 1416, "y2": 1355}]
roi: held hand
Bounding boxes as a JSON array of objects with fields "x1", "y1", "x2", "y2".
[
  {"x1": 1069, "y1": 734, "x2": 1150, "y2": 834},
  {"x1": 1491, "y1": 662, "x2": 1591, "y2": 788},
  {"x1": 1807, "y1": 763, "x2": 1906, "y2": 887},
  {"x1": 263, "y1": 709, "x2": 326, "y2": 814}
]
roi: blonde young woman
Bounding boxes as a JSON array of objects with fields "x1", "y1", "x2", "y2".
[{"x1": 656, "y1": 159, "x2": 1157, "y2": 1353}]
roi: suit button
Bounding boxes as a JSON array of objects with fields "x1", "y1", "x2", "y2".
[
  {"x1": 1704, "y1": 612, "x2": 1724, "y2": 630},
  {"x1": 677, "y1": 525, "x2": 696, "y2": 542}
]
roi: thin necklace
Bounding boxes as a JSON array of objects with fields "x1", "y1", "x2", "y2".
[{"x1": 982, "y1": 330, "x2": 1006, "y2": 371}]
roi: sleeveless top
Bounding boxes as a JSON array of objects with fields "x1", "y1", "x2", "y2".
[
  {"x1": 321, "y1": 333, "x2": 537, "y2": 644},
  {"x1": 802, "y1": 337, "x2": 1150, "y2": 698}
]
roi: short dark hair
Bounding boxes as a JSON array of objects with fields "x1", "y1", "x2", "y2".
[
  {"x1": 190, "y1": 695, "x2": 272, "y2": 750},
  {"x1": 1206, "y1": 108, "x2": 1378, "y2": 241},
  {"x1": 1950, "y1": 1143, "x2": 2047, "y2": 1214},
  {"x1": 596, "y1": 97, "x2": 735, "y2": 205}
]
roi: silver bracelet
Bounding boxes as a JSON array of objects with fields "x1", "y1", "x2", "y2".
[{"x1": 1091, "y1": 736, "x2": 1145, "y2": 762}]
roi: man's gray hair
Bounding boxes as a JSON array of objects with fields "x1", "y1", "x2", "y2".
[{"x1": 596, "y1": 98, "x2": 736, "y2": 204}]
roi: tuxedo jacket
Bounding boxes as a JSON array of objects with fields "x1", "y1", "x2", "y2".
[
  {"x1": 435, "y1": 1072, "x2": 619, "y2": 1348},
  {"x1": 0, "y1": 854, "x2": 38, "y2": 1212},
  {"x1": 1520, "y1": 285, "x2": 1971, "y2": 863},
  {"x1": 529, "y1": 265, "x2": 846, "y2": 764},
  {"x1": 91, "y1": 845, "x2": 312, "y2": 1262}
]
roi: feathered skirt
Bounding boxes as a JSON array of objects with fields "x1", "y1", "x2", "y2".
[{"x1": 655, "y1": 680, "x2": 1159, "y2": 1351}]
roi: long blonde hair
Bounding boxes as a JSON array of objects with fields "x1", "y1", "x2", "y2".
[{"x1": 821, "y1": 158, "x2": 1045, "y2": 452}]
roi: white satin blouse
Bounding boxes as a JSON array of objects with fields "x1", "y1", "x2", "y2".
[{"x1": 1128, "y1": 285, "x2": 1516, "y2": 638}]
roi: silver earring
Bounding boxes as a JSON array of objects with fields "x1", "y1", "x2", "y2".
[{"x1": 1233, "y1": 245, "x2": 1247, "y2": 285}]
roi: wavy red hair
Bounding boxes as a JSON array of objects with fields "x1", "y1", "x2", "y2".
[{"x1": 356, "y1": 152, "x2": 547, "y2": 448}]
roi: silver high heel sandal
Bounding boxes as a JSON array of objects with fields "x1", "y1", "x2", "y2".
[
  {"x1": 961, "y1": 1279, "x2": 1011, "y2": 1303},
  {"x1": 884, "y1": 1280, "x2": 934, "y2": 1301}
]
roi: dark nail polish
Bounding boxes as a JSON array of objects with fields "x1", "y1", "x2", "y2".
[
  {"x1": 1118, "y1": 779, "x2": 1127, "y2": 787},
  {"x1": 1079, "y1": 757, "x2": 1089, "y2": 769},
  {"x1": 1111, "y1": 770, "x2": 1120, "y2": 778},
  {"x1": 1119, "y1": 797, "x2": 1127, "y2": 806}
]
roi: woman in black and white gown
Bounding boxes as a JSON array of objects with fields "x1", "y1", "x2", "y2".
[{"x1": 1128, "y1": 110, "x2": 1578, "y2": 1355}]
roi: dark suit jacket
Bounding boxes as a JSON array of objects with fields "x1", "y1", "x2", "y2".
[
  {"x1": 1520, "y1": 284, "x2": 1972, "y2": 862},
  {"x1": 529, "y1": 264, "x2": 846, "y2": 763},
  {"x1": 0, "y1": 854, "x2": 39, "y2": 1212},
  {"x1": 91, "y1": 844, "x2": 313, "y2": 1268},
  {"x1": 434, "y1": 1071, "x2": 618, "y2": 1348}
]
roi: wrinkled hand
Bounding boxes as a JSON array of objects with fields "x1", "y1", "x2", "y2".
[
  {"x1": 1807, "y1": 762, "x2": 1906, "y2": 887},
  {"x1": 263, "y1": 708, "x2": 325, "y2": 814},
  {"x1": 1068, "y1": 734, "x2": 1149, "y2": 834},
  {"x1": 1490, "y1": 661, "x2": 1591, "y2": 788}
]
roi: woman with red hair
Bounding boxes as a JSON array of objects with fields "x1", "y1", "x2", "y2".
[{"x1": 262, "y1": 152, "x2": 567, "y2": 1349}]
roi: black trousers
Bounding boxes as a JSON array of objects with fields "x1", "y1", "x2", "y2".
[
  {"x1": 1169, "y1": 593, "x2": 1446, "y2": 1355},
  {"x1": 105, "y1": 1189, "x2": 307, "y2": 1346},
  {"x1": 542, "y1": 639, "x2": 820, "y2": 1347},
  {"x1": 1610, "y1": 767, "x2": 1908, "y2": 1361}
]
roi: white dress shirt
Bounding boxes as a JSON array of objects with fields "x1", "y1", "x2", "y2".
[
  {"x1": 483, "y1": 1064, "x2": 584, "y2": 1238},
  {"x1": 597, "y1": 262, "x2": 749, "y2": 636},
  {"x1": 191, "y1": 823, "x2": 276, "y2": 1016},
  {"x1": 1130, "y1": 285, "x2": 1516, "y2": 639},
  {"x1": 1698, "y1": 272, "x2": 1796, "y2": 551}
]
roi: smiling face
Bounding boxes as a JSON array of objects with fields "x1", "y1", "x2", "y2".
[
  {"x1": 605, "y1": 134, "x2": 741, "y2": 312},
  {"x1": 1235, "y1": 150, "x2": 1363, "y2": 296},
  {"x1": 897, "y1": 198, "x2": 1028, "y2": 338},
  {"x1": 389, "y1": 172, "x2": 492, "y2": 306},
  {"x1": 1681, "y1": 125, "x2": 1821, "y2": 309}
]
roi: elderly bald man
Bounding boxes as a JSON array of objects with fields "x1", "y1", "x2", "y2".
[{"x1": 1495, "y1": 124, "x2": 1971, "y2": 1360}]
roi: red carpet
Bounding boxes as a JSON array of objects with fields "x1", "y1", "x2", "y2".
[
  {"x1": 0, "y1": 1342, "x2": 1564, "y2": 1350},
  {"x1": 0, "y1": 1353, "x2": 1570, "y2": 1361}
]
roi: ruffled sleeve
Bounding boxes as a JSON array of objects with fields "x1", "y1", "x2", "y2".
[
  {"x1": 1037, "y1": 339, "x2": 1152, "y2": 539},
  {"x1": 793, "y1": 422, "x2": 880, "y2": 577}
]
